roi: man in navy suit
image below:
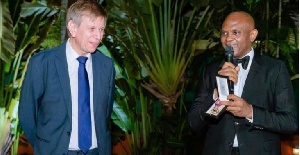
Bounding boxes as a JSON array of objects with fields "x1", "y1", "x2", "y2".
[
  {"x1": 188, "y1": 11, "x2": 298, "y2": 155},
  {"x1": 18, "y1": 0, "x2": 115, "y2": 154}
]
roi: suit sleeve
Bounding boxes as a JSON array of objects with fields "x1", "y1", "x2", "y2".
[
  {"x1": 188, "y1": 65, "x2": 217, "y2": 131},
  {"x1": 107, "y1": 60, "x2": 115, "y2": 119},
  {"x1": 18, "y1": 56, "x2": 45, "y2": 145},
  {"x1": 251, "y1": 62, "x2": 298, "y2": 134}
]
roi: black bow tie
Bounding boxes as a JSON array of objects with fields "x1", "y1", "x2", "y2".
[{"x1": 234, "y1": 56, "x2": 250, "y2": 70}]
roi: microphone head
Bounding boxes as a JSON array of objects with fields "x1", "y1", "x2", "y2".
[
  {"x1": 225, "y1": 46, "x2": 233, "y2": 62},
  {"x1": 225, "y1": 46, "x2": 233, "y2": 56}
]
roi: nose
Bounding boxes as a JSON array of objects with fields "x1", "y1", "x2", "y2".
[
  {"x1": 223, "y1": 34, "x2": 236, "y2": 47},
  {"x1": 225, "y1": 33, "x2": 235, "y2": 42},
  {"x1": 94, "y1": 29, "x2": 104, "y2": 41}
]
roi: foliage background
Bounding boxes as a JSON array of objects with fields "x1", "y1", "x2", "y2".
[{"x1": 0, "y1": 0, "x2": 298, "y2": 154}]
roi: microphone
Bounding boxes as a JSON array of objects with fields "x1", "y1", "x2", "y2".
[{"x1": 225, "y1": 46, "x2": 234, "y2": 94}]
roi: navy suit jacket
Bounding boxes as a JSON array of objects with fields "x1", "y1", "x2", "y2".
[
  {"x1": 188, "y1": 52, "x2": 298, "y2": 155},
  {"x1": 18, "y1": 42, "x2": 115, "y2": 155}
]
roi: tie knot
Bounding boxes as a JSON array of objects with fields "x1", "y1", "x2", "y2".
[
  {"x1": 234, "y1": 56, "x2": 250, "y2": 70},
  {"x1": 77, "y1": 56, "x2": 88, "y2": 64}
]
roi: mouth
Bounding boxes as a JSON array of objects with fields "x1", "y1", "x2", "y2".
[
  {"x1": 230, "y1": 44, "x2": 238, "y2": 53},
  {"x1": 90, "y1": 41, "x2": 100, "y2": 47}
]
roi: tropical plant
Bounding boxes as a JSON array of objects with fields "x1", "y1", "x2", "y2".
[
  {"x1": 0, "y1": 0, "x2": 297, "y2": 154},
  {"x1": 0, "y1": 0, "x2": 61, "y2": 154},
  {"x1": 102, "y1": 0, "x2": 216, "y2": 154},
  {"x1": 106, "y1": 0, "x2": 213, "y2": 114}
]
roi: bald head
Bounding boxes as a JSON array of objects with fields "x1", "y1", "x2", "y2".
[
  {"x1": 221, "y1": 11, "x2": 258, "y2": 58},
  {"x1": 223, "y1": 11, "x2": 255, "y2": 31}
]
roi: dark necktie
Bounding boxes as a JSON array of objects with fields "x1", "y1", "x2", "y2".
[
  {"x1": 234, "y1": 56, "x2": 250, "y2": 70},
  {"x1": 77, "y1": 56, "x2": 91, "y2": 153}
]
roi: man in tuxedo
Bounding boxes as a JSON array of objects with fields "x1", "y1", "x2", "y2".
[
  {"x1": 18, "y1": 0, "x2": 115, "y2": 154},
  {"x1": 188, "y1": 11, "x2": 298, "y2": 155}
]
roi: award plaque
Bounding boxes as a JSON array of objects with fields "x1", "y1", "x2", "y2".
[{"x1": 205, "y1": 76, "x2": 229, "y2": 119}]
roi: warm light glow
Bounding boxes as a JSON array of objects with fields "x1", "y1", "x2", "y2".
[{"x1": 293, "y1": 145, "x2": 299, "y2": 155}]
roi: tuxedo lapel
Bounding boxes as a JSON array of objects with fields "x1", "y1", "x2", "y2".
[
  {"x1": 54, "y1": 43, "x2": 72, "y2": 121},
  {"x1": 241, "y1": 53, "x2": 261, "y2": 102}
]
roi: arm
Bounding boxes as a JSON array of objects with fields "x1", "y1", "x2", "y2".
[
  {"x1": 188, "y1": 65, "x2": 217, "y2": 131},
  {"x1": 251, "y1": 62, "x2": 298, "y2": 133},
  {"x1": 221, "y1": 61, "x2": 298, "y2": 133},
  {"x1": 107, "y1": 61, "x2": 115, "y2": 119},
  {"x1": 18, "y1": 56, "x2": 45, "y2": 145}
]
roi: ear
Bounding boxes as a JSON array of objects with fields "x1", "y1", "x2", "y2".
[
  {"x1": 250, "y1": 29, "x2": 258, "y2": 42},
  {"x1": 67, "y1": 20, "x2": 77, "y2": 38}
]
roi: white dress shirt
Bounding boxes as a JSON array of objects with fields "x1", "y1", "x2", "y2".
[
  {"x1": 233, "y1": 49, "x2": 254, "y2": 147},
  {"x1": 66, "y1": 39, "x2": 98, "y2": 150}
]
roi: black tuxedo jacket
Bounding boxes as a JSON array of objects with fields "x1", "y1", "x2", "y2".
[
  {"x1": 188, "y1": 52, "x2": 298, "y2": 155},
  {"x1": 19, "y1": 42, "x2": 115, "y2": 154}
]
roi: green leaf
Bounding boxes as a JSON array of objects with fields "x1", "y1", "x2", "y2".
[
  {"x1": 16, "y1": 1, "x2": 60, "y2": 52},
  {"x1": 111, "y1": 101, "x2": 133, "y2": 132},
  {"x1": 20, "y1": 1, "x2": 58, "y2": 18},
  {"x1": 8, "y1": 98, "x2": 19, "y2": 119},
  {"x1": 0, "y1": 0, "x2": 16, "y2": 62},
  {"x1": 0, "y1": 108, "x2": 12, "y2": 154}
]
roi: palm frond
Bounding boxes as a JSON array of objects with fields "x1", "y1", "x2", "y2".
[{"x1": 0, "y1": 1, "x2": 16, "y2": 62}]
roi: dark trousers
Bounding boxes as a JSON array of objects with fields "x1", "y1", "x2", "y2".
[{"x1": 68, "y1": 148, "x2": 98, "y2": 155}]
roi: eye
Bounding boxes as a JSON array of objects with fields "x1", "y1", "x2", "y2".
[
  {"x1": 99, "y1": 28, "x2": 105, "y2": 32},
  {"x1": 232, "y1": 30, "x2": 241, "y2": 36},
  {"x1": 89, "y1": 27, "x2": 95, "y2": 31},
  {"x1": 221, "y1": 31, "x2": 228, "y2": 36}
]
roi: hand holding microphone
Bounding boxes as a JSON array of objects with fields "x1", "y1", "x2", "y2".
[
  {"x1": 217, "y1": 46, "x2": 240, "y2": 93},
  {"x1": 207, "y1": 46, "x2": 241, "y2": 118}
]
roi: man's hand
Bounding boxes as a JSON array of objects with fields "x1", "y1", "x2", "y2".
[
  {"x1": 218, "y1": 62, "x2": 240, "y2": 84},
  {"x1": 219, "y1": 94, "x2": 253, "y2": 118}
]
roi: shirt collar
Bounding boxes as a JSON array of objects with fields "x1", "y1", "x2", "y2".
[
  {"x1": 240, "y1": 48, "x2": 254, "y2": 70},
  {"x1": 66, "y1": 39, "x2": 91, "y2": 61},
  {"x1": 243, "y1": 48, "x2": 254, "y2": 60}
]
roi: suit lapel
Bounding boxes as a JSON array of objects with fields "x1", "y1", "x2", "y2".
[
  {"x1": 54, "y1": 43, "x2": 72, "y2": 121},
  {"x1": 91, "y1": 53, "x2": 107, "y2": 118},
  {"x1": 241, "y1": 53, "x2": 261, "y2": 102}
]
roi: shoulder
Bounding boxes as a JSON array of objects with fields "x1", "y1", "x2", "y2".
[
  {"x1": 93, "y1": 50, "x2": 112, "y2": 61},
  {"x1": 30, "y1": 43, "x2": 66, "y2": 62},
  {"x1": 252, "y1": 53, "x2": 289, "y2": 80},
  {"x1": 92, "y1": 50, "x2": 114, "y2": 67},
  {"x1": 254, "y1": 53, "x2": 286, "y2": 69},
  {"x1": 204, "y1": 58, "x2": 223, "y2": 73}
]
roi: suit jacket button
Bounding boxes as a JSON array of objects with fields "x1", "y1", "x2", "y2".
[
  {"x1": 235, "y1": 122, "x2": 239, "y2": 125},
  {"x1": 67, "y1": 132, "x2": 71, "y2": 136},
  {"x1": 228, "y1": 142, "x2": 233, "y2": 147}
]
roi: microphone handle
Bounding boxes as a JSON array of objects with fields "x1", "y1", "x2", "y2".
[
  {"x1": 228, "y1": 79, "x2": 234, "y2": 94},
  {"x1": 225, "y1": 51, "x2": 234, "y2": 94}
]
